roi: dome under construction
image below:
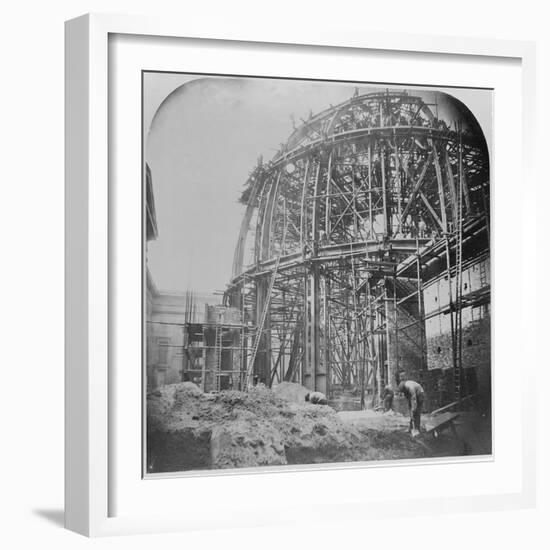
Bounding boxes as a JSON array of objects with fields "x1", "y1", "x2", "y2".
[{"x1": 218, "y1": 88, "x2": 490, "y2": 408}]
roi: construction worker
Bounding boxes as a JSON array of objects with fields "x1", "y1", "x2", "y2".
[
  {"x1": 305, "y1": 391, "x2": 328, "y2": 405},
  {"x1": 381, "y1": 384, "x2": 394, "y2": 412},
  {"x1": 418, "y1": 218, "x2": 427, "y2": 238},
  {"x1": 397, "y1": 373, "x2": 425, "y2": 436}
]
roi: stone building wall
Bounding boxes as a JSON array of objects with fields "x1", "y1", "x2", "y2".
[
  {"x1": 422, "y1": 256, "x2": 491, "y2": 408},
  {"x1": 386, "y1": 256, "x2": 491, "y2": 411},
  {"x1": 147, "y1": 292, "x2": 221, "y2": 389}
]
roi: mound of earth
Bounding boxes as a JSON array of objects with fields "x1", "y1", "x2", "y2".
[
  {"x1": 146, "y1": 383, "x2": 428, "y2": 473},
  {"x1": 272, "y1": 381, "x2": 309, "y2": 404}
]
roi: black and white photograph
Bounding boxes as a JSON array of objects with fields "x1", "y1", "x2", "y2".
[
  {"x1": 144, "y1": 73, "x2": 492, "y2": 475},
  {"x1": 2, "y1": 0, "x2": 547, "y2": 544}
]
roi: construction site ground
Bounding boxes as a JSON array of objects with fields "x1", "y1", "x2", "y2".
[{"x1": 146, "y1": 382, "x2": 491, "y2": 474}]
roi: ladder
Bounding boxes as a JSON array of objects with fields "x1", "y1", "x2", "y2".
[
  {"x1": 479, "y1": 259, "x2": 488, "y2": 288},
  {"x1": 244, "y1": 225, "x2": 288, "y2": 390},
  {"x1": 214, "y1": 321, "x2": 223, "y2": 392},
  {"x1": 453, "y1": 154, "x2": 465, "y2": 402}
]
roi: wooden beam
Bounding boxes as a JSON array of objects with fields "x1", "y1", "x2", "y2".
[
  {"x1": 400, "y1": 151, "x2": 433, "y2": 223},
  {"x1": 444, "y1": 148, "x2": 459, "y2": 227},
  {"x1": 299, "y1": 158, "x2": 310, "y2": 249},
  {"x1": 432, "y1": 142, "x2": 448, "y2": 232},
  {"x1": 381, "y1": 147, "x2": 389, "y2": 235},
  {"x1": 420, "y1": 191, "x2": 445, "y2": 230},
  {"x1": 459, "y1": 135, "x2": 472, "y2": 215}
]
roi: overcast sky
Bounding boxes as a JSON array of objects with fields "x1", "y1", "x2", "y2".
[{"x1": 144, "y1": 74, "x2": 492, "y2": 294}]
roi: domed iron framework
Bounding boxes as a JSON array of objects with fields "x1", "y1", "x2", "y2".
[{"x1": 225, "y1": 89, "x2": 490, "y2": 405}]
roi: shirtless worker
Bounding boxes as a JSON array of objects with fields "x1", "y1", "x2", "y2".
[
  {"x1": 305, "y1": 391, "x2": 328, "y2": 405},
  {"x1": 397, "y1": 373, "x2": 425, "y2": 436}
]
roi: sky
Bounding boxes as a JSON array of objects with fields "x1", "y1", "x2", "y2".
[{"x1": 144, "y1": 74, "x2": 492, "y2": 294}]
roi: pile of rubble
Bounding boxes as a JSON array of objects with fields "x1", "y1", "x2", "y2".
[{"x1": 147, "y1": 382, "x2": 427, "y2": 473}]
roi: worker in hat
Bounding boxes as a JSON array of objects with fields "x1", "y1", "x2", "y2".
[{"x1": 305, "y1": 391, "x2": 328, "y2": 405}]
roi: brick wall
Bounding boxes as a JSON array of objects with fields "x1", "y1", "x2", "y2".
[{"x1": 388, "y1": 255, "x2": 491, "y2": 411}]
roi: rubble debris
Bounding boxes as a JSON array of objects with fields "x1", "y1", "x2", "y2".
[{"x1": 147, "y1": 383, "x2": 429, "y2": 473}]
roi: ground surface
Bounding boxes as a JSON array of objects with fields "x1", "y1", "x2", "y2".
[
  {"x1": 337, "y1": 409, "x2": 411, "y2": 430},
  {"x1": 146, "y1": 382, "x2": 490, "y2": 473},
  {"x1": 338, "y1": 408, "x2": 492, "y2": 458}
]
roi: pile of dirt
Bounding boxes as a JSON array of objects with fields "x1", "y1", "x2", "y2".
[
  {"x1": 272, "y1": 381, "x2": 309, "y2": 404},
  {"x1": 147, "y1": 383, "x2": 428, "y2": 473}
]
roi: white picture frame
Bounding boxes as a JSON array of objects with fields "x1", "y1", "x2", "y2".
[{"x1": 65, "y1": 13, "x2": 537, "y2": 537}]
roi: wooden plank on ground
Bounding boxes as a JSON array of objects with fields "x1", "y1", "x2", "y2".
[{"x1": 423, "y1": 412, "x2": 460, "y2": 434}]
